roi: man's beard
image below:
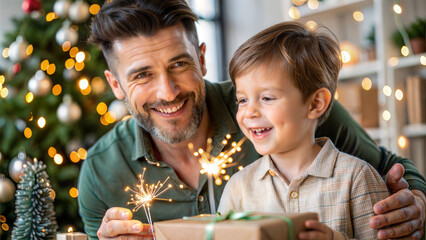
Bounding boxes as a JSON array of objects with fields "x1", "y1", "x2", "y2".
[{"x1": 124, "y1": 91, "x2": 206, "y2": 144}]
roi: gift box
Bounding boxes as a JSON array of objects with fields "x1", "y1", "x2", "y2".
[{"x1": 154, "y1": 211, "x2": 318, "y2": 240}]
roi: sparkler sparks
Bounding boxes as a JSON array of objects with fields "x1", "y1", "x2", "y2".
[
  {"x1": 125, "y1": 168, "x2": 172, "y2": 239},
  {"x1": 189, "y1": 134, "x2": 246, "y2": 213}
]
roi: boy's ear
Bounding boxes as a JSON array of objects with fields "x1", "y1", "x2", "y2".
[
  {"x1": 307, "y1": 88, "x2": 332, "y2": 120},
  {"x1": 105, "y1": 70, "x2": 125, "y2": 100}
]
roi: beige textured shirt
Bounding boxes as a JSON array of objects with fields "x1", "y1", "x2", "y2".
[{"x1": 218, "y1": 138, "x2": 389, "y2": 240}]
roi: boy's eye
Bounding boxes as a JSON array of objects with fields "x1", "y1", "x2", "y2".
[
  {"x1": 262, "y1": 96, "x2": 274, "y2": 101},
  {"x1": 236, "y1": 98, "x2": 247, "y2": 105}
]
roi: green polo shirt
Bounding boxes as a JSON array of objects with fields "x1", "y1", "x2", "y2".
[{"x1": 78, "y1": 80, "x2": 425, "y2": 239}]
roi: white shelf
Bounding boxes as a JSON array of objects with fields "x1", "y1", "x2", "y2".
[
  {"x1": 366, "y1": 127, "x2": 382, "y2": 140},
  {"x1": 297, "y1": 0, "x2": 373, "y2": 19},
  {"x1": 388, "y1": 54, "x2": 426, "y2": 70},
  {"x1": 338, "y1": 60, "x2": 378, "y2": 80},
  {"x1": 402, "y1": 124, "x2": 426, "y2": 138}
]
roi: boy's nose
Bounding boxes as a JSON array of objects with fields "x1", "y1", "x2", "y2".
[
  {"x1": 245, "y1": 103, "x2": 261, "y2": 118},
  {"x1": 156, "y1": 73, "x2": 180, "y2": 102}
]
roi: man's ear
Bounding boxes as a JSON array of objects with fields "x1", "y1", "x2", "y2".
[
  {"x1": 307, "y1": 88, "x2": 332, "y2": 120},
  {"x1": 104, "y1": 70, "x2": 125, "y2": 100},
  {"x1": 199, "y1": 42, "x2": 207, "y2": 76}
]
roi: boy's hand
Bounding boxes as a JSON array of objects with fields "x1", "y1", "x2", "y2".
[
  {"x1": 299, "y1": 220, "x2": 333, "y2": 240},
  {"x1": 369, "y1": 164, "x2": 425, "y2": 239},
  {"x1": 97, "y1": 207, "x2": 154, "y2": 240}
]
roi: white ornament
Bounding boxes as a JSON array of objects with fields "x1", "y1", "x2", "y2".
[
  {"x1": 28, "y1": 70, "x2": 52, "y2": 96},
  {"x1": 8, "y1": 36, "x2": 30, "y2": 62},
  {"x1": 8, "y1": 151, "x2": 32, "y2": 183},
  {"x1": 56, "y1": 21, "x2": 78, "y2": 46},
  {"x1": 69, "y1": 0, "x2": 90, "y2": 23},
  {"x1": 53, "y1": 0, "x2": 71, "y2": 18},
  {"x1": 0, "y1": 175, "x2": 15, "y2": 203},
  {"x1": 57, "y1": 94, "x2": 82, "y2": 124},
  {"x1": 109, "y1": 100, "x2": 129, "y2": 121}
]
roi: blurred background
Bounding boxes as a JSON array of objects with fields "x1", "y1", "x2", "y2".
[{"x1": 0, "y1": 0, "x2": 425, "y2": 239}]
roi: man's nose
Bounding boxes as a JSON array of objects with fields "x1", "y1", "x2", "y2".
[{"x1": 156, "y1": 73, "x2": 180, "y2": 102}]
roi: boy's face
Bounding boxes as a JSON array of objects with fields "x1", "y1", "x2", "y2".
[{"x1": 235, "y1": 63, "x2": 315, "y2": 156}]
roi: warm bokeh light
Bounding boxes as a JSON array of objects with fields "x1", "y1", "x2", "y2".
[
  {"x1": 92, "y1": 77, "x2": 107, "y2": 94},
  {"x1": 104, "y1": 111, "x2": 117, "y2": 123},
  {"x1": 353, "y1": 11, "x2": 364, "y2": 22},
  {"x1": 2, "y1": 48, "x2": 9, "y2": 58},
  {"x1": 76, "y1": 51, "x2": 85, "y2": 63},
  {"x1": 306, "y1": 21, "x2": 318, "y2": 30},
  {"x1": 69, "y1": 47, "x2": 79, "y2": 58},
  {"x1": 289, "y1": 6, "x2": 300, "y2": 20},
  {"x1": 292, "y1": 0, "x2": 305, "y2": 5},
  {"x1": 382, "y1": 110, "x2": 391, "y2": 121},
  {"x1": 78, "y1": 78, "x2": 89, "y2": 90},
  {"x1": 100, "y1": 115, "x2": 109, "y2": 125},
  {"x1": 0, "y1": 215, "x2": 6, "y2": 222},
  {"x1": 41, "y1": 59, "x2": 50, "y2": 71},
  {"x1": 0, "y1": 75, "x2": 4, "y2": 84},
  {"x1": 75, "y1": 61, "x2": 85, "y2": 71},
  {"x1": 70, "y1": 151, "x2": 80, "y2": 163},
  {"x1": 1, "y1": 223, "x2": 9, "y2": 231},
  {"x1": 393, "y1": 4, "x2": 402, "y2": 14},
  {"x1": 81, "y1": 85, "x2": 91, "y2": 95},
  {"x1": 62, "y1": 41, "x2": 71, "y2": 52},
  {"x1": 388, "y1": 57, "x2": 399, "y2": 66},
  {"x1": 238, "y1": 166, "x2": 244, "y2": 171},
  {"x1": 401, "y1": 46, "x2": 409, "y2": 57},
  {"x1": 52, "y1": 84, "x2": 62, "y2": 96},
  {"x1": 421, "y1": 56, "x2": 426, "y2": 66},
  {"x1": 395, "y1": 89, "x2": 403, "y2": 101},
  {"x1": 224, "y1": 175, "x2": 230, "y2": 180},
  {"x1": 65, "y1": 58, "x2": 75, "y2": 69},
  {"x1": 49, "y1": 189, "x2": 56, "y2": 199},
  {"x1": 47, "y1": 63, "x2": 56, "y2": 75},
  {"x1": 46, "y1": 12, "x2": 57, "y2": 22},
  {"x1": 398, "y1": 136, "x2": 407, "y2": 148},
  {"x1": 383, "y1": 85, "x2": 392, "y2": 96},
  {"x1": 24, "y1": 127, "x2": 32, "y2": 138},
  {"x1": 307, "y1": 0, "x2": 319, "y2": 9},
  {"x1": 90, "y1": 4, "x2": 101, "y2": 15},
  {"x1": 69, "y1": 187, "x2": 79, "y2": 198},
  {"x1": 334, "y1": 91, "x2": 338, "y2": 100},
  {"x1": 97, "y1": 102, "x2": 108, "y2": 115},
  {"x1": 78, "y1": 148, "x2": 87, "y2": 160},
  {"x1": 48, "y1": 147, "x2": 57, "y2": 158},
  {"x1": 1, "y1": 88, "x2": 9, "y2": 98},
  {"x1": 71, "y1": 25, "x2": 79, "y2": 31},
  {"x1": 25, "y1": 92, "x2": 34, "y2": 103},
  {"x1": 26, "y1": 44, "x2": 33, "y2": 56},
  {"x1": 341, "y1": 51, "x2": 351, "y2": 63},
  {"x1": 54, "y1": 154, "x2": 63, "y2": 165},
  {"x1": 37, "y1": 117, "x2": 46, "y2": 128},
  {"x1": 179, "y1": 184, "x2": 184, "y2": 189},
  {"x1": 361, "y1": 77, "x2": 372, "y2": 91}
]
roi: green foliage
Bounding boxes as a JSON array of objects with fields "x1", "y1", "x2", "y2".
[
  {"x1": 11, "y1": 160, "x2": 58, "y2": 240},
  {"x1": 392, "y1": 18, "x2": 426, "y2": 48},
  {"x1": 0, "y1": 0, "x2": 116, "y2": 238},
  {"x1": 366, "y1": 25, "x2": 375, "y2": 46}
]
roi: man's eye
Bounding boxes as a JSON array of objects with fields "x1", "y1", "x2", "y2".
[
  {"x1": 173, "y1": 61, "x2": 187, "y2": 68},
  {"x1": 136, "y1": 72, "x2": 149, "y2": 79}
]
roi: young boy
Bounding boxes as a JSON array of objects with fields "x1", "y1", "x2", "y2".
[{"x1": 217, "y1": 21, "x2": 389, "y2": 240}]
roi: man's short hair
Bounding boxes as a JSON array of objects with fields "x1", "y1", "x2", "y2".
[
  {"x1": 229, "y1": 21, "x2": 342, "y2": 125},
  {"x1": 89, "y1": 0, "x2": 199, "y2": 73}
]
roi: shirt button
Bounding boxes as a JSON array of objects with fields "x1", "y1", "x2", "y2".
[
  {"x1": 198, "y1": 195, "x2": 204, "y2": 202},
  {"x1": 290, "y1": 191, "x2": 299, "y2": 199},
  {"x1": 269, "y1": 170, "x2": 276, "y2": 176}
]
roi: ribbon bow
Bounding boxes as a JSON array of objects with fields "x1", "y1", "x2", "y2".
[{"x1": 183, "y1": 210, "x2": 294, "y2": 240}]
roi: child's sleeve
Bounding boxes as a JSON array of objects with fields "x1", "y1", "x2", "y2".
[
  {"x1": 217, "y1": 171, "x2": 244, "y2": 214},
  {"x1": 350, "y1": 163, "x2": 390, "y2": 239}
]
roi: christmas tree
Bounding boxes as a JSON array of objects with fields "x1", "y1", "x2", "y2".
[
  {"x1": 0, "y1": 0, "x2": 127, "y2": 238},
  {"x1": 11, "y1": 159, "x2": 58, "y2": 240}
]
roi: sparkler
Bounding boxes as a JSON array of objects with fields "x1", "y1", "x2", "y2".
[
  {"x1": 189, "y1": 134, "x2": 246, "y2": 214},
  {"x1": 125, "y1": 168, "x2": 172, "y2": 239}
]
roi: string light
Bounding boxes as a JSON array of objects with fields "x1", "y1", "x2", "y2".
[
  {"x1": 52, "y1": 84, "x2": 62, "y2": 96},
  {"x1": 306, "y1": 21, "x2": 318, "y2": 30},
  {"x1": 361, "y1": 77, "x2": 372, "y2": 91},
  {"x1": 69, "y1": 47, "x2": 79, "y2": 58},
  {"x1": 76, "y1": 51, "x2": 85, "y2": 63},
  {"x1": 96, "y1": 102, "x2": 108, "y2": 115},
  {"x1": 70, "y1": 151, "x2": 80, "y2": 163},
  {"x1": 65, "y1": 58, "x2": 75, "y2": 69},
  {"x1": 89, "y1": 4, "x2": 101, "y2": 15},
  {"x1": 25, "y1": 92, "x2": 34, "y2": 103},
  {"x1": 62, "y1": 41, "x2": 71, "y2": 52},
  {"x1": 46, "y1": 12, "x2": 57, "y2": 22},
  {"x1": 0, "y1": 88, "x2": 9, "y2": 98},
  {"x1": 2, "y1": 48, "x2": 9, "y2": 58},
  {"x1": 47, "y1": 63, "x2": 56, "y2": 75},
  {"x1": 398, "y1": 136, "x2": 407, "y2": 148},
  {"x1": 307, "y1": 0, "x2": 319, "y2": 9},
  {"x1": 292, "y1": 0, "x2": 305, "y2": 6},
  {"x1": 41, "y1": 60, "x2": 50, "y2": 71},
  {"x1": 104, "y1": 111, "x2": 116, "y2": 123},
  {"x1": 393, "y1": 4, "x2": 402, "y2": 14},
  {"x1": 37, "y1": 117, "x2": 46, "y2": 128},
  {"x1": 24, "y1": 127, "x2": 32, "y2": 138},
  {"x1": 353, "y1": 11, "x2": 364, "y2": 22},
  {"x1": 1, "y1": 223, "x2": 9, "y2": 231},
  {"x1": 69, "y1": 188, "x2": 79, "y2": 198},
  {"x1": 48, "y1": 147, "x2": 57, "y2": 158},
  {"x1": 383, "y1": 85, "x2": 392, "y2": 96},
  {"x1": 75, "y1": 61, "x2": 85, "y2": 71},
  {"x1": 54, "y1": 154, "x2": 63, "y2": 165},
  {"x1": 77, "y1": 148, "x2": 87, "y2": 159},
  {"x1": 420, "y1": 56, "x2": 426, "y2": 65},
  {"x1": 78, "y1": 78, "x2": 89, "y2": 90},
  {"x1": 26, "y1": 44, "x2": 33, "y2": 56},
  {"x1": 395, "y1": 89, "x2": 403, "y2": 101},
  {"x1": 100, "y1": 115, "x2": 109, "y2": 125},
  {"x1": 400, "y1": 46, "x2": 409, "y2": 57},
  {"x1": 334, "y1": 91, "x2": 338, "y2": 100},
  {"x1": 388, "y1": 57, "x2": 399, "y2": 66},
  {"x1": 0, "y1": 75, "x2": 4, "y2": 84},
  {"x1": 289, "y1": 6, "x2": 300, "y2": 19},
  {"x1": 382, "y1": 110, "x2": 391, "y2": 121},
  {"x1": 341, "y1": 51, "x2": 351, "y2": 63}
]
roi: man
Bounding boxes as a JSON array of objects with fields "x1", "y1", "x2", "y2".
[{"x1": 78, "y1": 0, "x2": 426, "y2": 239}]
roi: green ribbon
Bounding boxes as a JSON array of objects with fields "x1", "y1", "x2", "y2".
[{"x1": 183, "y1": 210, "x2": 294, "y2": 240}]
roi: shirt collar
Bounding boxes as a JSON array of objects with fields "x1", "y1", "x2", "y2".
[
  {"x1": 256, "y1": 155, "x2": 276, "y2": 180},
  {"x1": 131, "y1": 80, "x2": 241, "y2": 162}
]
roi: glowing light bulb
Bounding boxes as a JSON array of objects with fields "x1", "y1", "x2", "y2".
[
  {"x1": 398, "y1": 136, "x2": 407, "y2": 148},
  {"x1": 353, "y1": 11, "x2": 364, "y2": 22},
  {"x1": 382, "y1": 110, "x2": 391, "y2": 121},
  {"x1": 383, "y1": 85, "x2": 392, "y2": 96},
  {"x1": 37, "y1": 117, "x2": 46, "y2": 128},
  {"x1": 401, "y1": 46, "x2": 409, "y2": 57},
  {"x1": 289, "y1": 6, "x2": 300, "y2": 19},
  {"x1": 395, "y1": 89, "x2": 403, "y2": 101},
  {"x1": 361, "y1": 78, "x2": 372, "y2": 91},
  {"x1": 393, "y1": 4, "x2": 402, "y2": 14}
]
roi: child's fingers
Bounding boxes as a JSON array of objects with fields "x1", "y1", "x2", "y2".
[
  {"x1": 300, "y1": 220, "x2": 333, "y2": 240},
  {"x1": 305, "y1": 220, "x2": 328, "y2": 232},
  {"x1": 299, "y1": 230, "x2": 326, "y2": 240}
]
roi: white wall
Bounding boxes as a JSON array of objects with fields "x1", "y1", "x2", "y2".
[{"x1": 0, "y1": 0, "x2": 24, "y2": 68}]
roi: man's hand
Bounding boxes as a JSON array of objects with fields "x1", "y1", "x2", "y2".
[
  {"x1": 369, "y1": 164, "x2": 425, "y2": 239},
  {"x1": 97, "y1": 207, "x2": 153, "y2": 240}
]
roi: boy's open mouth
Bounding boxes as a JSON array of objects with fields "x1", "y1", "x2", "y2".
[{"x1": 250, "y1": 127, "x2": 272, "y2": 136}]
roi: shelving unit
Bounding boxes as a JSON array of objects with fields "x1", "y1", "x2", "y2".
[{"x1": 282, "y1": 0, "x2": 426, "y2": 174}]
